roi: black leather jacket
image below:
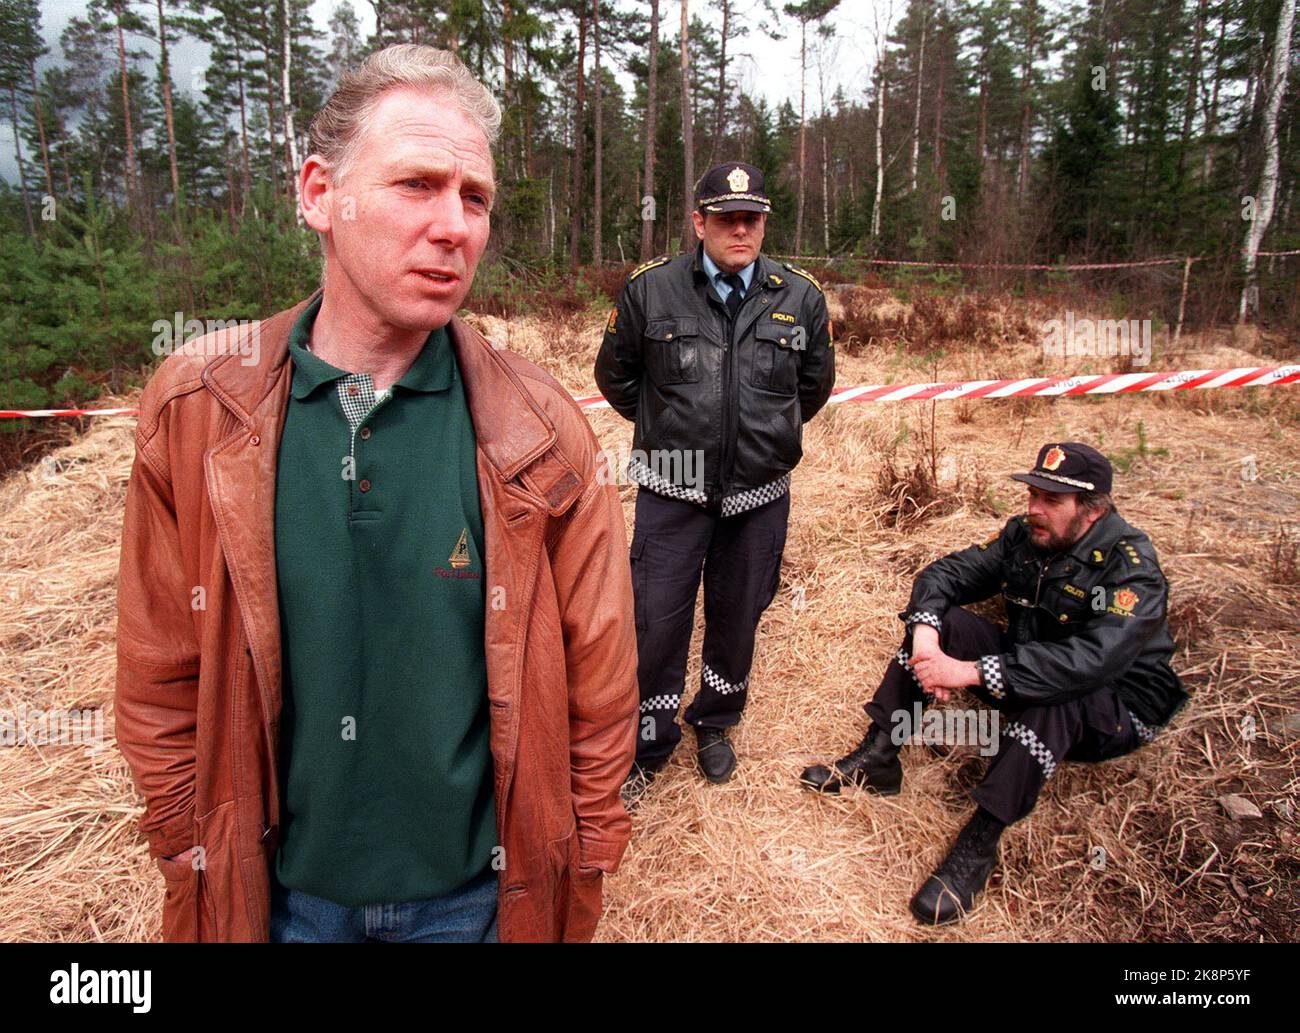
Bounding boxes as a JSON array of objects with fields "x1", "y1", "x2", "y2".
[
  {"x1": 594, "y1": 244, "x2": 835, "y2": 514},
  {"x1": 902, "y1": 509, "x2": 1188, "y2": 727}
]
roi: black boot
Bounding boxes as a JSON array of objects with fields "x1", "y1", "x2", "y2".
[
  {"x1": 799, "y1": 724, "x2": 902, "y2": 796},
  {"x1": 695, "y1": 726, "x2": 737, "y2": 783},
  {"x1": 909, "y1": 808, "x2": 1005, "y2": 925}
]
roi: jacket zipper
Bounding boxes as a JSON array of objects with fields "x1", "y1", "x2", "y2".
[{"x1": 720, "y1": 292, "x2": 746, "y2": 494}]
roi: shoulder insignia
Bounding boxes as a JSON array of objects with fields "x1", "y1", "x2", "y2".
[
  {"x1": 628, "y1": 256, "x2": 670, "y2": 282},
  {"x1": 1090, "y1": 548, "x2": 1106, "y2": 565},
  {"x1": 606, "y1": 308, "x2": 618, "y2": 333},
  {"x1": 1113, "y1": 588, "x2": 1139, "y2": 613},
  {"x1": 767, "y1": 272, "x2": 786, "y2": 287},
  {"x1": 978, "y1": 529, "x2": 1001, "y2": 551},
  {"x1": 782, "y1": 261, "x2": 824, "y2": 294},
  {"x1": 1118, "y1": 540, "x2": 1142, "y2": 565}
]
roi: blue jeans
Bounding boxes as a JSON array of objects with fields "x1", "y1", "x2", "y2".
[{"x1": 270, "y1": 865, "x2": 499, "y2": 942}]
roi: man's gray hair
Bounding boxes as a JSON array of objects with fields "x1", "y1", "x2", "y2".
[
  {"x1": 307, "y1": 44, "x2": 502, "y2": 186},
  {"x1": 1077, "y1": 489, "x2": 1115, "y2": 515}
]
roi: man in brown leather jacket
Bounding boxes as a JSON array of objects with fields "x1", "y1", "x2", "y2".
[{"x1": 114, "y1": 45, "x2": 638, "y2": 942}]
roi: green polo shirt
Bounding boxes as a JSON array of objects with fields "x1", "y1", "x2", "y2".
[{"x1": 273, "y1": 295, "x2": 496, "y2": 906}]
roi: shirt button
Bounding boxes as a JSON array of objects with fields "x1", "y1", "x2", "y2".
[
  {"x1": 359, "y1": 427, "x2": 371, "y2": 440},
  {"x1": 249, "y1": 434, "x2": 260, "y2": 446},
  {"x1": 358, "y1": 479, "x2": 372, "y2": 493},
  {"x1": 347, "y1": 384, "x2": 359, "y2": 397}
]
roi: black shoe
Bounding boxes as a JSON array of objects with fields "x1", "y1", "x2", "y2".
[
  {"x1": 695, "y1": 727, "x2": 737, "y2": 783},
  {"x1": 799, "y1": 724, "x2": 902, "y2": 796},
  {"x1": 620, "y1": 763, "x2": 660, "y2": 810},
  {"x1": 909, "y1": 809, "x2": 1005, "y2": 925}
]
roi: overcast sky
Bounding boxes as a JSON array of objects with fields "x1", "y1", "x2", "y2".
[{"x1": 1, "y1": 0, "x2": 889, "y2": 186}]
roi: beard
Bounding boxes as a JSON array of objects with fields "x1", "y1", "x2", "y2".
[{"x1": 1028, "y1": 508, "x2": 1092, "y2": 553}]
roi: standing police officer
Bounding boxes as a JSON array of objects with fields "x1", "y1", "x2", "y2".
[{"x1": 595, "y1": 161, "x2": 835, "y2": 800}]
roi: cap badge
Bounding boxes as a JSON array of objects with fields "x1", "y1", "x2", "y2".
[
  {"x1": 727, "y1": 166, "x2": 750, "y2": 192},
  {"x1": 1043, "y1": 446, "x2": 1066, "y2": 471}
]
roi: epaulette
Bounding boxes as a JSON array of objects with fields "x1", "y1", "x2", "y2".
[
  {"x1": 782, "y1": 261, "x2": 824, "y2": 294},
  {"x1": 1116, "y1": 539, "x2": 1143, "y2": 566},
  {"x1": 628, "y1": 255, "x2": 671, "y2": 282}
]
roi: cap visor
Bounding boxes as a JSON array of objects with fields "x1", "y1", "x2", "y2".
[
  {"x1": 701, "y1": 199, "x2": 770, "y2": 213},
  {"x1": 1009, "y1": 472, "x2": 1085, "y2": 493}
]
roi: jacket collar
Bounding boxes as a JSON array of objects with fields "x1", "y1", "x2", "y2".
[
  {"x1": 1068, "y1": 508, "x2": 1131, "y2": 566},
  {"x1": 202, "y1": 288, "x2": 560, "y2": 483},
  {"x1": 690, "y1": 242, "x2": 788, "y2": 294}
]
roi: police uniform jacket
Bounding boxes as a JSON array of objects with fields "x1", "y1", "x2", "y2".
[{"x1": 594, "y1": 244, "x2": 835, "y2": 514}]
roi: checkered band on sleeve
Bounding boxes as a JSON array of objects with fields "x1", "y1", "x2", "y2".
[
  {"x1": 978, "y1": 654, "x2": 1007, "y2": 701},
  {"x1": 903, "y1": 610, "x2": 943, "y2": 631}
]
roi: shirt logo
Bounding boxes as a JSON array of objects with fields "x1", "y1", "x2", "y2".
[
  {"x1": 449, "y1": 528, "x2": 471, "y2": 569},
  {"x1": 727, "y1": 166, "x2": 751, "y2": 192}
]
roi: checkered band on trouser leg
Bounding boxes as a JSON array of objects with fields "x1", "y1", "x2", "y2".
[
  {"x1": 971, "y1": 699, "x2": 1089, "y2": 826},
  {"x1": 683, "y1": 488, "x2": 790, "y2": 733},
  {"x1": 865, "y1": 605, "x2": 1006, "y2": 728},
  {"x1": 1128, "y1": 710, "x2": 1159, "y2": 744},
  {"x1": 629, "y1": 490, "x2": 715, "y2": 769}
]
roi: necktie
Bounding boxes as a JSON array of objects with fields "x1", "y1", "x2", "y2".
[{"x1": 722, "y1": 273, "x2": 745, "y2": 319}]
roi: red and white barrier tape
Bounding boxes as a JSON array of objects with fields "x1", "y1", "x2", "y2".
[
  {"x1": 770, "y1": 249, "x2": 1300, "y2": 270},
  {"x1": 578, "y1": 365, "x2": 1300, "y2": 408},
  {"x1": 3, "y1": 365, "x2": 1296, "y2": 419}
]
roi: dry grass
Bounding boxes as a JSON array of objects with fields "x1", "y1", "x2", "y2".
[{"x1": 1, "y1": 288, "x2": 1296, "y2": 942}]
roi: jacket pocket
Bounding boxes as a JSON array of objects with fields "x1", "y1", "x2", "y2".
[
  {"x1": 644, "y1": 317, "x2": 700, "y2": 386},
  {"x1": 552, "y1": 827, "x2": 603, "y2": 943},
  {"x1": 750, "y1": 320, "x2": 800, "y2": 395},
  {"x1": 629, "y1": 534, "x2": 647, "y2": 636},
  {"x1": 156, "y1": 854, "x2": 200, "y2": 942}
]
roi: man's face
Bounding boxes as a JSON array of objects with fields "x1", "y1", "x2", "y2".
[
  {"x1": 1025, "y1": 486, "x2": 1097, "y2": 552},
  {"x1": 306, "y1": 87, "x2": 495, "y2": 331},
  {"x1": 692, "y1": 210, "x2": 766, "y2": 273}
]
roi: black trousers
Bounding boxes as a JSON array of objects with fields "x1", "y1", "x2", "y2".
[
  {"x1": 864, "y1": 606, "x2": 1150, "y2": 826},
  {"x1": 630, "y1": 487, "x2": 790, "y2": 770}
]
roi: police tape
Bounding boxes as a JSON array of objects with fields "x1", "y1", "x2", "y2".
[
  {"x1": 2, "y1": 365, "x2": 1296, "y2": 419},
  {"x1": 573, "y1": 365, "x2": 1300, "y2": 409}
]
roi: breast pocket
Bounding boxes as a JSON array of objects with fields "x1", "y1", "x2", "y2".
[
  {"x1": 1041, "y1": 583, "x2": 1094, "y2": 629},
  {"x1": 750, "y1": 320, "x2": 800, "y2": 395},
  {"x1": 644, "y1": 317, "x2": 701, "y2": 386}
]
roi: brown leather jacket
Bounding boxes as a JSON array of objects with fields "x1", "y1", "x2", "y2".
[{"x1": 114, "y1": 291, "x2": 638, "y2": 942}]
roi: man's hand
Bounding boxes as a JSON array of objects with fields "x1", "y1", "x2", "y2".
[
  {"x1": 164, "y1": 847, "x2": 195, "y2": 865},
  {"x1": 909, "y1": 652, "x2": 980, "y2": 701},
  {"x1": 910, "y1": 623, "x2": 941, "y2": 661}
]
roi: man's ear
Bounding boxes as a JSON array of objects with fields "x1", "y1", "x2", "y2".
[
  {"x1": 300, "y1": 154, "x2": 334, "y2": 234},
  {"x1": 691, "y1": 210, "x2": 706, "y2": 241}
]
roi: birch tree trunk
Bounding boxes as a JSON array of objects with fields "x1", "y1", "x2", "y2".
[{"x1": 1238, "y1": 0, "x2": 1295, "y2": 322}]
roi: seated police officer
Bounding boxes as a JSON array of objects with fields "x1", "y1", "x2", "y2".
[
  {"x1": 595, "y1": 162, "x2": 835, "y2": 801},
  {"x1": 801, "y1": 442, "x2": 1187, "y2": 925}
]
